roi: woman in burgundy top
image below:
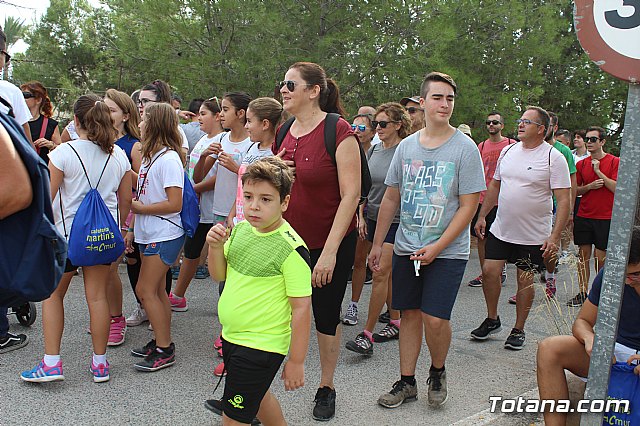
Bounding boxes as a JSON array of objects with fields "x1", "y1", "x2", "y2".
[{"x1": 275, "y1": 62, "x2": 361, "y2": 421}]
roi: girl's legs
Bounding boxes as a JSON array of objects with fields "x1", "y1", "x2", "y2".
[
  {"x1": 107, "y1": 256, "x2": 124, "y2": 317},
  {"x1": 42, "y1": 271, "x2": 74, "y2": 355},
  {"x1": 83, "y1": 265, "x2": 111, "y2": 357},
  {"x1": 136, "y1": 254, "x2": 172, "y2": 348}
]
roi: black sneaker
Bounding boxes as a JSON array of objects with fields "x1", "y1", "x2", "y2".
[
  {"x1": 345, "y1": 332, "x2": 373, "y2": 356},
  {"x1": 205, "y1": 399, "x2": 261, "y2": 425},
  {"x1": 504, "y1": 328, "x2": 526, "y2": 350},
  {"x1": 378, "y1": 310, "x2": 390, "y2": 324},
  {"x1": 131, "y1": 339, "x2": 156, "y2": 357},
  {"x1": 470, "y1": 317, "x2": 502, "y2": 340},
  {"x1": 364, "y1": 267, "x2": 373, "y2": 285},
  {"x1": 0, "y1": 332, "x2": 28, "y2": 354},
  {"x1": 134, "y1": 343, "x2": 176, "y2": 371},
  {"x1": 567, "y1": 292, "x2": 587, "y2": 307},
  {"x1": 312, "y1": 386, "x2": 336, "y2": 421},
  {"x1": 373, "y1": 323, "x2": 400, "y2": 342}
]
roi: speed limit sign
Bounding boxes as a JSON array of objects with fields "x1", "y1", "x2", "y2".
[{"x1": 574, "y1": 0, "x2": 640, "y2": 82}]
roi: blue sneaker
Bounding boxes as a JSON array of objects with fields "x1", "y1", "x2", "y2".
[
  {"x1": 195, "y1": 265, "x2": 210, "y2": 279},
  {"x1": 90, "y1": 360, "x2": 110, "y2": 383},
  {"x1": 21, "y1": 359, "x2": 64, "y2": 383}
]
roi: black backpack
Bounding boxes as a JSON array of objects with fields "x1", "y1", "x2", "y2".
[
  {"x1": 0, "y1": 109, "x2": 67, "y2": 306},
  {"x1": 275, "y1": 113, "x2": 372, "y2": 204}
]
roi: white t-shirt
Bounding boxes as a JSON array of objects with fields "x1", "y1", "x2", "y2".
[
  {"x1": 211, "y1": 135, "x2": 253, "y2": 217},
  {"x1": 0, "y1": 80, "x2": 32, "y2": 125},
  {"x1": 490, "y1": 142, "x2": 571, "y2": 245},
  {"x1": 135, "y1": 148, "x2": 185, "y2": 244},
  {"x1": 235, "y1": 143, "x2": 272, "y2": 221},
  {"x1": 178, "y1": 126, "x2": 189, "y2": 151},
  {"x1": 187, "y1": 134, "x2": 223, "y2": 223},
  {"x1": 64, "y1": 121, "x2": 79, "y2": 140},
  {"x1": 49, "y1": 140, "x2": 131, "y2": 237}
]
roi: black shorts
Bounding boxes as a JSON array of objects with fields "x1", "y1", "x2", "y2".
[
  {"x1": 573, "y1": 216, "x2": 611, "y2": 251},
  {"x1": 64, "y1": 258, "x2": 109, "y2": 273},
  {"x1": 366, "y1": 219, "x2": 399, "y2": 244},
  {"x1": 183, "y1": 222, "x2": 213, "y2": 259},
  {"x1": 470, "y1": 204, "x2": 498, "y2": 238},
  {"x1": 310, "y1": 230, "x2": 357, "y2": 336},
  {"x1": 484, "y1": 232, "x2": 544, "y2": 272},
  {"x1": 221, "y1": 338, "x2": 285, "y2": 424}
]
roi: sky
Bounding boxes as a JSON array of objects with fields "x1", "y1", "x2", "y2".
[{"x1": 0, "y1": 0, "x2": 50, "y2": 52}]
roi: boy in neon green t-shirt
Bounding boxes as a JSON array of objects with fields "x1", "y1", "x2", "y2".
[{"x1": 204, "y1": 156, "x2": 312, "y2": 425}]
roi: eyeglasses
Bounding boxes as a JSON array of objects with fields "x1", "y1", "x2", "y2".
[
  {"x1": 351, "y1": 124, "x2": 367, "y2": 132},
  {"x1": 278, "y1": 80, "x2": 312, "y2": 92},
  {"x1": 372, "y1": 120, "x2": 399, "y2": 129},
  {"x1": 585, "y1": 136, "x2": 601, "y2": 143},
  {"x1": 1, "y1": 50, "x2": 11, "y2": 64},
  {"x1": 22, "y1": 92, "x2": 35, "y2": 99},
  {"x1": 137, "y1": 98, "x2": 156, "y2": 106},
  {"x1": 486, "y1": 120, "x2": 502, "y2": 126},
  {"x1": 208, "y1": 96, "x2": 221, "y2": 111},
  {"x1": 406, "y1": 107, "x2": 423, "y2": 114},
  {"x1": 516, "y1": 118, "x2": 543, "y2": 127}
]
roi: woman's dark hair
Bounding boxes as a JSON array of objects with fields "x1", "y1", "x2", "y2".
[
  {"x1": 20, "y1": 81, "x2": 54, "y2": 118},
  {"x1": 289, "y1": 62, "x2": 347, "y2": 117},
  {"x1": 223, "y1": 92, "x2": 252, "y2": 123},
  {"x1": 74, "y1": 94, "x2": 116, "y2": 154},
  {"x1": 141, "y1": 80, "x2": 172, "y2": 104}
]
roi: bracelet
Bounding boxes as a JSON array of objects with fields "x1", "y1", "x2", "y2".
[
  {"x1": 120, "y1": 226, "x2": 128, "y2": 231},
  {"x1": 127, "y1": 227, "x2": 134, "y2": 232}
]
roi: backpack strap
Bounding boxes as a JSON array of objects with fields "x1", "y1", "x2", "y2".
[
  {"x1": 0, "y1": 95, "x2": 14, "y2": 118},
  {"x1": 136, "y1": 149, "x2": 169, "y2": 200},
  {"x1": 323, "y1": 113, "x2": 340, "y2": 164},
  {"x1": 67, "y1": 143, "x2": 112, "y2": 190},
  {"x1": 39, "y1": 117, "x2": 49, "y2": 140},
  {"x1": 274, "y1": 117, "x2": 295, "y2": 153}
]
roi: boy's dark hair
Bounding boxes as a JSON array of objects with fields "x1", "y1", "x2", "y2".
[
  {"x1": 420, "y1": 72, "x2": 457, "y2": 98},
  {"x1": 574, "y1": 129, "x2": 586, "y2": 139},
  {"x1": 587, "y1": 126, "x2": 607, "y2": 141},
  {"x1": 629, "y1": 227, "x2": 640, "y2": 265},
  {"x1": 188, "y1": 98, "x2": 205, "y2": 115},
  {"x1": 241, "y1": 156, "x2": 293, "y2": 202}
]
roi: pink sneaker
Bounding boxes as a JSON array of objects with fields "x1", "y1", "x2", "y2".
[
  {"x1": 90, "y1": 359, "x2": 110, "y2": 383},
  {"x1": 21, "y1": 359, "x2": 64, "y2": 382},
  {"x1": 545, "y1": 277, "x2": 557, "y2": 299},
  {"x1": 169, "y1": 292, "x2": 188, "y2": 312},
  {"x1": 107, "y1": 315, "x2": 127, "y2": 346},
  {"x1": 508, "y1": 294, "x2": 517, "y2": 304},
  {"x1": 213, "y1": 335, "x2": 222, "y2": 350},
  {"x1": 213, "y1": 362, "x2": 226, "y2": 377}
]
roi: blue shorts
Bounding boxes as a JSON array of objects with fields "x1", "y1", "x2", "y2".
[
  {"x1": 392, "y1": 255, "x2": 467, "y2": 320},
  {"x1": 366, "y1": 219, "x2": 399, "y2": 244},
  {"x1": 139, "y1": 235, "x2": 185, "y2": 266}
]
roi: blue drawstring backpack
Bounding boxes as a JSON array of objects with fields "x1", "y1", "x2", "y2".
[
  {"x1": 603, "y1": 362, "x2": 640, "y2": 425},
  {"x1": 63, "y1": 145, "x2": 125, "y2": 266},
  {"x1": 138, "y1": 149, "x2": 200, "y2": 238}
]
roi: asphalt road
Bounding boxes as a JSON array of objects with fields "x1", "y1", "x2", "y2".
[{"x1": 0, "y1": 248, "x2": 588, "y2": 425}]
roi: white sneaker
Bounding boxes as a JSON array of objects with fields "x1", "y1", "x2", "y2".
[{"x1": 126, "y1": 305, "x2": 148, "y2": 326}]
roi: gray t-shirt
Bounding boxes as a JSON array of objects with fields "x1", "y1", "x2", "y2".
[
  {"x1": 180, "y1": 122, "x2": 206, "y2": 153},
  {"x1": 385, "y1": 129, "x2": 486, "y2": 259},
  {"x1": 366, "y1": 143, "x2": 400, "y2": 223}
]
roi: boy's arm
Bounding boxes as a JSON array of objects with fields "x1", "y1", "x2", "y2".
[
  {"x1": 206, "y1": 224, "x2": 229, "y2": 281},
  {"x1": 572, "y1": 299, "x2": 598, "y2": 356},
  {"x1": 282, "y1": 295, "x2": 311, "y2": 391}
]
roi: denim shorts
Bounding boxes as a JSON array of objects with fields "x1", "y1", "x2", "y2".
[{"x1": 139, "y1": 235, "x2": 186, "y2": 266}]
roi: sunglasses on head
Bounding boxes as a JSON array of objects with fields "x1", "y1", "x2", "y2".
[
  {"x1": 585, "y1": 136, "x2": 601, "y2": 143},
  {"x1": 351, "y1": 124, "x2": 367, "y2": 132},
  {"x1": 279, "y1": 80, "x2": 312, "y2": 92},
  {"x1": 22, "y1": 92, "x2": 35, "y2": 99},
  {"x1": 486, "y1": 120, "x2": 502, "y2": 126},
  {"x1": 372, "y1": 120, "x2": 398, "y2": 129},
  {"x1": 208, "y1": 96, "x2": 221, "y2": 110},
  {"x1": 406, "y1": 107, "x2": 423, "y2": 114}
]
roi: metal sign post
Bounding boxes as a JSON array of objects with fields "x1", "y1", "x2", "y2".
[{"x1": 573, "y1": 1, "x2": 640, "y2": 424}]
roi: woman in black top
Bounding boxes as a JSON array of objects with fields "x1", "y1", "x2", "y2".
[{"x1": 21, "y1": 81, "x2": 61, "y2": 163}]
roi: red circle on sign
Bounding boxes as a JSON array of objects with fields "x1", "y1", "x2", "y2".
[{"x1": 574, "y1": 1, "x2": 640, "y2": 83}]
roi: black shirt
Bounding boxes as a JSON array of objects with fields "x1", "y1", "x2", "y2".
[{"x1": 28, "y1": 115, "x2": 59, "y2": 163}]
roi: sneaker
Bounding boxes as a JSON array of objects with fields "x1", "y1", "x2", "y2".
[
  {"x1": 377, "y1": 380, "x2": 418, "y2": 408},
  {"x1": 126, "y1": 305, "x2": 148, "y2": 326},
  {"x1": 20, "y1": 359, "x2": 64, "y2": 383},
  {"x1": 508, "y1": 294, "x2": 517, "y2": 304},
  {"x1": 148, "y1": 322, "x2": 154, "y2": 331},
  {"x1": 131, "y1": 339, "x2": 157, "y2": 358},
  {"x1": 169, "y1": 292, "x2": 188, "y2": 312},
  {"x1": 204, "y1": 399, "x2": 261, "y2": 425},
  {"x1": 213, "y1": 362, "x2": 226, "y2": 377},
  {"x1": 342, "y1": 303, "x2": 358, "y2": 326},
  {"x1": 504, "y1": 328, "x2": 526, "y2": 350},
  {"x1": 345, "y1": 332, "x2": 373, "y2": 356},
  {"x1": 195, "y1": 265, "x2": 210, "y2": 279},
  {"x1": 468, "y1": 274, "x2": 483, "y2": 287},
  {"x1": 217, "y1": 347, "x2": 223, "y2": 357},
  {"x1": 567, "y1": 292, "x2": 588, "y2": 307},
  {"x1": 378, "y1": 310, "x2": 390, "y2": 324},
  {"x1": 107, "y1": 315, "x2": 127, "y2": 346},
  {"x1": 373, "y1": 323, "x2": 400, "y2": 343},
  {"x1": 364, "y1": 267, "x2": 373, "y2": 285},
  {"x1": 90, "y1": 360, "x2": 110, "y2": 383},
  {"x1": 427, "y1": 369, "x2": 448, "y2": 406},
  {"x1": 545, "y1": 277, "x2": 557, "y2": 299},
  {"x1": 501, "y1": 266, "x2": 507, "y2": 285},
  {"x1": 171, "y1": 265, "x2": 180, "y2": 280},
  {"x1": 312, "y1": 386, "x2": 336, "y2": 421},
  {"x1": 0, "y1": 332, "x2": 28, "y2": 354},
  {"x1": 134, "y1": 343, "x2": 176, "y2": 372},
  {"x1": 213, "y1": 335, "x2": 223, "y2": 350},
  {"x1": 470, "y1": 317, "x2": 502, "y2": 340}
]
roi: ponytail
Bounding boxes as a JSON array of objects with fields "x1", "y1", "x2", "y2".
[
  {"x1": 73, "y1": 94, "x2": 116, "y2": 154},
  {"x1": 20, "y1": 81, "x2": 54, "y2": 118},
  {"x1": 323, "y1": 79, "x2": 347, "y2": 117}
]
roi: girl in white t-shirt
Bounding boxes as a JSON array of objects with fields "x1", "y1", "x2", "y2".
[
  {"x1": 127, "y1": 103, "x2": 186, "y2": 372},
  {"x1": 170, "y1": 97, "x2": 224, "y2": 310},
  {"x1": 21, "y1": 94, "x2": 132, "y2": 384}
]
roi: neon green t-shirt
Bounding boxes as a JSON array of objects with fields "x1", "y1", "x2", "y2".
[
  {"x1": 219, "y1": 220, "x2": 312, "y2": 355},
  {"x1": 553, "y1": 141, "x2": 577, "y2": 174}
]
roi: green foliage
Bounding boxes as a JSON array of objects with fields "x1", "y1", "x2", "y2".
[{"x1": 11, "y1": 0, "x2": 629, "y2": 141}]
